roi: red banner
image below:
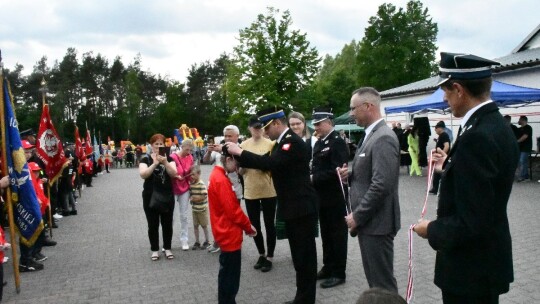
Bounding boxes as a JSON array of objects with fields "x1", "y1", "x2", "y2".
[
  {"x1": 85, "y1": 128, "x2": 93, "y2": 156},
  {"x1": 36, "y1": 104, "x2": 68, "y2": 185},
  {"x1": 74, "y1": 125, "x2": 83, "y2": 159}
]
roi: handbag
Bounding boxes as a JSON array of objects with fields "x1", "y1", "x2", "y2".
[{"x1": 149, "y1": 190, "x2": 171, "y2": 213}]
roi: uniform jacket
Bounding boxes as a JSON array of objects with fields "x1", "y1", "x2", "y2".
[
  {"x1": 239, "y1": 129, "x2": 318, "y2": 220},
  {"x1": 427, "y1": 102, "x2": 519, "y2": 296},
  {"x1": 312, "y1": 130, "x2": 349, "y2": 209},
  {"x1": 349, "y1": 120, "x2": 400, "y2": 235}
]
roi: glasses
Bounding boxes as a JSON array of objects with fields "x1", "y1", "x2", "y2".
[{"x1": 350, "y1": 103, "x2": 370, "y2": 111}]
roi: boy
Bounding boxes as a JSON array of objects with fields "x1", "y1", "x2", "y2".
[
  {"x1": 189, "y1": 166, "x2": 211, "y2": 250},
  {"x1": 208, "y1": 147, "x2": 256, "y2": 304}
]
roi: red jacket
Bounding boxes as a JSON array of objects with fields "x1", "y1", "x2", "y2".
[{"x1": 208, "y1": 166, "x2": 254, "y2": 252}]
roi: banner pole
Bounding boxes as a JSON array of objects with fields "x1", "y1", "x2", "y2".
[
  {"x1": 0, "y1": 75, "x2": 22, "y2": 293},
  {"x1": 47, "y1": 185, "x2": 53, "y2": 238}
]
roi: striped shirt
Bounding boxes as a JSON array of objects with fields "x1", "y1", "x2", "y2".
[{"x1": 189, "y1": 179, "x2": 208, "y2": 212}]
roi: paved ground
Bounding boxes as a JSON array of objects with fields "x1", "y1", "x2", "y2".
[{"x1": 2, "y1": 165, "x2": 539, "y2": 303}]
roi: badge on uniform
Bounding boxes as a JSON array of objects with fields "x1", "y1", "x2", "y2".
[
  {"x1": 325, "y1": 140, "x2": 329, "y2": 144},
  {"x1": 282, "y1": 143, "x2": 291, "y2": 151},
  {"x1": 322, "y1": 147, "x2": 330, "y2": 152}
]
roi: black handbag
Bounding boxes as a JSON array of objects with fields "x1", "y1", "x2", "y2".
[{"x1": 149, "y1": 190, "x2": 171, "y2": 213}]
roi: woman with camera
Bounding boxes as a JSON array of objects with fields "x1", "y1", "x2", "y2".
[{"x1": 139, "y1": 134, "x2": 177, "y2": 261}]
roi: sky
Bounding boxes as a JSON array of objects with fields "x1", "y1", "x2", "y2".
[{"x1": 1, "y1": 0, "x2": 538, "y2": 82}]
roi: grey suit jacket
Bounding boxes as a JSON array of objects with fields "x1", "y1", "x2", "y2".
[{"x1": 350, "y1": 120, "x2": 400, "y2": 236}]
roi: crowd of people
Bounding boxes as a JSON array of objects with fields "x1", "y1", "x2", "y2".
[
  {"x1": 2, "y1": 51, "x2": 533, "y2": 304},
  {"x1": 136, "y1": 51, "x2": 531, "y2": 304}
]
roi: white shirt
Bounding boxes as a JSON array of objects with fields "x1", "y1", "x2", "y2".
[
  {"x1": 460, "y1": 100, "x2": 493, "y2": 129},
  {"x1": 276, "y1": 128, "x2": 290, "y2": 144},
  {"x1": 362, "y1": 118, "x2": 384, "y2": 144}
]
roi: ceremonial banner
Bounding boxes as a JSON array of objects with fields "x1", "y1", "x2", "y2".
[
  {"x1": 93, "y1": 133, "x2": 100, "y2": 160},
  {"x1": 74, "y1": 125, "x2": 83, "y2": 159},
  {"x1": 1, "y1": 78, "x2": 43, "y2": 245},
  {"x1": 36, "y1": 104, "x2": 68, "y2": 185},
  {"x1": 85, "y1": 122, "x2": 92, "y2": 156}
]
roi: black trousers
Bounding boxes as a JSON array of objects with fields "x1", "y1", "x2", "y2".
[
  {"x1": 143, "y1": 193, "x2": 174, "y2": 252},
  {"x1": 442, "y1": 291, "x2": 499, "y2": 304},
  {"x1": 244, "y1": 197, "x2": 277, "y2": 257},
  {"x1": 319, "y1": 204, "x2": 348, "y2": 279},
  {"x1": 285, "y1": 214, "x2": 317, "y2": 304},
  {"x1": 431, "y1": 172, "x2": 442, "y2": 193},
  {"x1": 218, "y1": 250, "x2": 241, "y2": 304}
]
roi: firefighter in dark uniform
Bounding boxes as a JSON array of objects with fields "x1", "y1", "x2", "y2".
[
  {"x1": 226, "y1": 107, "x2": 318, "y2": 304},
  {"x1": 310, "y1": 107, "x2": 349, "y2": 288}
]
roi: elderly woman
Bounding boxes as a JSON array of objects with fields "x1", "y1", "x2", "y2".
[
  {"x1": 139, "y1": 134, "x2": 177, "y2": 261},
  {"x1": 171, "y1": 139, "x2": 194, "y2": 251}
]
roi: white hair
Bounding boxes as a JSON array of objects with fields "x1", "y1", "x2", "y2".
[{"x1": 223, "y1": 125, "x2": 240, "y2": 135}]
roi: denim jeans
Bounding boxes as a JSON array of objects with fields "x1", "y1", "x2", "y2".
[{"x1": 519, "y1": 152, "x2": 529, "y2": 179}]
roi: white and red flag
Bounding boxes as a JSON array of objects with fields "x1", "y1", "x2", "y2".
[{"x1": 36, "y1": 104, "x2": 69, "y2": 185}]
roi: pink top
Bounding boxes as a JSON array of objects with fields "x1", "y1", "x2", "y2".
[{"x1": 170, "y1": 152, "x2": 193, "y2": 194}]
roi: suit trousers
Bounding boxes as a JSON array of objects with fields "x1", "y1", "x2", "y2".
[
  {"x1": 285, "y1": 214, "x2": 317, "y2": 304},
  {"x1": 319, "y1": 204, "x2": 348, "y2": 279},
  {"x1": 358, "y1": 234, "x2": 398, "y2": 293}
]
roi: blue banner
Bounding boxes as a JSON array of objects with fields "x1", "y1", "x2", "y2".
[{"x1": 2, "y1": 78, "x2": 43, "y2": 246}]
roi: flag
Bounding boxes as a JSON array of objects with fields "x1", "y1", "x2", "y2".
[
  {"x1": 0, "y1": 77, "x2": 43, "y2": 246},
  {"x1": 85, "y1": 124, "x2": 92, "y2": 156},
  {"x1": 74, "y1": 125, "x2": 83, "y2": 159},
  {"x1": 36, "y1": 104, "x2": 69, "y2": 185},
  {"x1": 93, "y1": 133, "x2": 99, "y2": 160}
]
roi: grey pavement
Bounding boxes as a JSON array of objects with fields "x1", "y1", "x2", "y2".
[{"x1": 2, "y1": 165, "x2": 539, "y2": 303}]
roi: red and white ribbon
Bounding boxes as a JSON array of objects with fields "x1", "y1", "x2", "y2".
[{"x1": 406, "y1": 150, "x2": 436, "y2": 303}]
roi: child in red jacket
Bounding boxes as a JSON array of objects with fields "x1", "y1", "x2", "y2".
[{"x1": 208, "y1": 148, "x2": 255, "y2": 304}]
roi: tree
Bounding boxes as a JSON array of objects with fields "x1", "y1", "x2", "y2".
[
  {"x1": 185, "y1": 54, "x2": 233, "y2": 135},
  {"x1": 357, "y1": 0, "x2": 438, "y2": 91},
  {"x1": 227, "y1": 7, "x2": 320, "y2": 119},
  {"x1": 312, "y1": 40, "x2": 362, "y2": 115}
]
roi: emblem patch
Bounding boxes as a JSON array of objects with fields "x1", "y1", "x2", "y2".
[{"x1": 282, "y1": 143, "x2": 291, "y2": 151}]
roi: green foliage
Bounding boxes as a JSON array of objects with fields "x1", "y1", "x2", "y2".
[
  {"x1": 357, "y1": 0, "x2": 438, "y2": 91},
  {"x1": 227, "y1": 7, "x2": 320, "y2": 120},
  {"x1": 312, "y1": 41, "x2": 362, "y2": 115}
]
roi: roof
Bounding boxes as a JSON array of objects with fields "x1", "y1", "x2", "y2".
[{"x1": 381, "y1": 24, "x2": 540, "y2": 98}]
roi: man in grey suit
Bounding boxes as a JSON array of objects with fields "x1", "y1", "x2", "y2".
[{"x1": 339, "y1": 87, "x2": 401, "y2": 293}]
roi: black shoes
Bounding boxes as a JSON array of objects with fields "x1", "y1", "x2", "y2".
[
  {"x1": 33, "y1": 252, "x2": 48, "y2": 262},
  {"x1": 19, "y1": 259, "x2": 44, "y2": 272},
  {"x1": 42, "y1": 237, "x2": 57, "y2": 247},
  {"x1": 320, "y1": 277, "x2": 345, "y2": 288},
  {"x1": 70, "y1": 210, "x2": 78, "y2": 215},
  {"x1": 260, "y1": 259, "x2": 272, "y2": 272},
  {"x1": 254, "y1": 256, "x2": 266, "y2": 270},
  {"x1": 316, "y1": 269, "x2": 331, "y2": 280}
]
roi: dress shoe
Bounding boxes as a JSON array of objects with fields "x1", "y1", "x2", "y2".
[
  {"x1": 316, "y1": 269, "x2": 331, "y2": 280},
  {"x1": 320, "y1": 277, "x2": 345, "y2": 288}
]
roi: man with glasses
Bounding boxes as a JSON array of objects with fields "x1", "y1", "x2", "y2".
[
  {"x1": 338, "y1": 88, "x2": 401, "y2": 293},
  {"x1": 226, "y1": 107, "x2": 318, "y2": 304}
]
